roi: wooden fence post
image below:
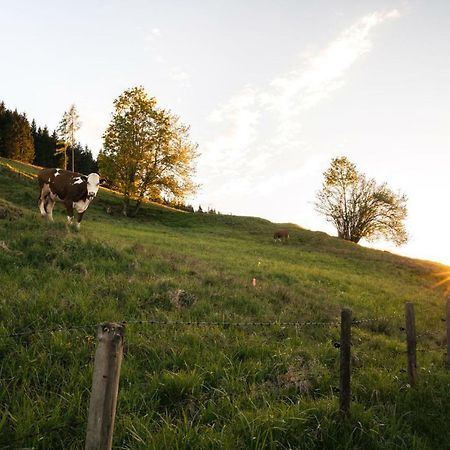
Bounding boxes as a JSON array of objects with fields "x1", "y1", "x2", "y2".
[
  {"x1": 339, "y1": 308, "x2": 352, "y2": 417},
  {"x1": 85, "y1": 322, "x2": 125, "y2": 450},
  {"x1": 405, "y1": 303, "x2": 417, "y2": 386},
  {"x1": 446, "y1": 296, "x2": 450, "y2": 369}
]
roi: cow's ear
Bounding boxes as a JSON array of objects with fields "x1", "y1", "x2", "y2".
[
  {"x1": 99, "y1": 177, "x2": 107, "y2": 184},
  {"x1": 81, "y1": 175, "x2": 88, "y2": 182}
]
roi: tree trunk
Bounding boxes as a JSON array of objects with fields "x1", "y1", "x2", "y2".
[
  {"x1": 122, "y1": 196, "x2": 129, "y2": 216},
  {"x1": 130, "y1": 198, "x2": 143, "y2": 217},
  {"x1": 337, "y1": 231, "x2": 360, "y2": 244}
]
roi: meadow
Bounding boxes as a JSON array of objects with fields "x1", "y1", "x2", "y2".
[{"x1": 0, "y1": 158, "x2": 449, "y2": 449}]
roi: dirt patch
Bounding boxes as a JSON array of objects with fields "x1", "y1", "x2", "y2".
[
  {"x1": 0, "y1": 199, "x2": 23, "y2": 221},
  {"x1": 170, "y1": 289, "x2": 196, "y2": 309}
]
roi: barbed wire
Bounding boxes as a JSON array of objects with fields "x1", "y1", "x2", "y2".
[
  {"x1": 417, "y1": 346, "x2": 447, "y2": 353},
  {"x1": 0, "y1": 317, "x2": 342, "y2": 339},
  {"x1": 0, "y1": 312, "x2": 445, "y2": 345},
  {"x1": 124, "y1": 318, "x2": 340, "y2": 328},
  {"x1": 416, "y1": 330, "x2": 443, "y2": 339},
  {"x1": 0, "y1": 324, "x2": 96, "y2": 339},
  {"x1": 351, "y1": 315, "x2": 399, "y2": 325}
]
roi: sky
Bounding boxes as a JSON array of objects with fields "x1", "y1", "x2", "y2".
[{"x1": 1, "y1": 0, "x2": 449, "y2": 265}]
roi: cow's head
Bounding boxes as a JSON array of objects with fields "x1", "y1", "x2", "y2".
[{"x1": 83, "y1": 173, "x2": 105, "y2": 200}]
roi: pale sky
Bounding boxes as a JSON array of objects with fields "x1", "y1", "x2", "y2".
[{"x1": 1, "y1": 0, "x2": 449, "y2": 265}]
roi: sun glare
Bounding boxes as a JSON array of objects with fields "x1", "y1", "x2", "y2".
[{"x1": 433, "y1": 270, "x2": 450, "y2": 294}]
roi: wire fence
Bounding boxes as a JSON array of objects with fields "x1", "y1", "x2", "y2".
[
  {"x1": 1, "y1": 311, "x2": 446, "y2": 363},
  {"x1": 1, "y1": 301, "x2": 449, "y2": 449},
  {"x1": 1, "y1": 311, "x2": 446, "y2": 367},
  {"x1": 1, "y1": 313, "x2": 407, "y2": 338}
]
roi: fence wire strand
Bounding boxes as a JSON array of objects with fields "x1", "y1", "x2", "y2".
[
  {"x1": 0, "y1": 324, "x2": 96, "y2": 339},
  {"x1": 0, "y1": 312, "x2": 419, "y2": 339},
  {"x1": 1, "y1": 312, "x2": 447, "y2": 358}
]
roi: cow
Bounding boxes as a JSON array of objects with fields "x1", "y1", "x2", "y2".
[
  {"x1": 273, "y1": 229, "x2": 289, "y2": 242},
  {"x1": 37, "y1": 168, "x2": 104, "y2": 229}
]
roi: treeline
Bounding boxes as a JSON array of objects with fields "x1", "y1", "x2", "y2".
[
  {"x1": 159, "y1": 199, "x2": 219, "y2": 214},
  {"x1": 0, "y1": 101, "x2": 97, "y2": 174},
  {"x1": 0, "y1": 96, "x2": 203, "y2": 214}
]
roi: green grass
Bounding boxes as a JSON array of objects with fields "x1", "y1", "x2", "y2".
[{"x1": 0, "y1": 159, "x2": 449, "y2": 449}]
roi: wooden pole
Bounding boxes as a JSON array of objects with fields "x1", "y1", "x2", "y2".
[
  {"x1": 405, "y1": 303, "x2": 417, "y2": 386},
  {"x1": 85, "y1": 322, "x2": 125, "y2": 450},
  {"x1": 339, "y1": 308, "x2": 352, "y2": 417},
  {"x1": 446, "y1": 296, "x2": 450, "y2": 369}
]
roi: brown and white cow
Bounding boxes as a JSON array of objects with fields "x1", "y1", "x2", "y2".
[
  {"x1": 37, "y1": 168, "x2": 104, "y2": 229},
  {"x1": 273, "y1": 229, "x2": 289, "y2": 242}
]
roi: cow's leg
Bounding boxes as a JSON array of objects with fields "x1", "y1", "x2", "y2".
[
  {"x1": 38, "y1": 184, "x2": 50, "y2": 218},
  {"x1": 38, "y1": 194, "x2": 45, "y2": 217},
  {"x1": 64, "y1": 200, "x2": 74, "y2": 227},
  {"x1": 75, "y1": 211, "x2": 85, "y2": 230},
  {"x1": 45, "y1": 195, "x2": 56, "y2": 222}
]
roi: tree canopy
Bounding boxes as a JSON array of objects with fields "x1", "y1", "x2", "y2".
[
  {"x1": 315, "y1": 156, "x2": 408, "y2": 245},
  {"x1": 98, "y1": 86, "x2": 199, "y2": 216},
  {"x1": 32, "y1": 123, "x2": 61, "y2": 168},
  {"x1": 0, "y1": 103, "x2": 34, "y2": 163}
]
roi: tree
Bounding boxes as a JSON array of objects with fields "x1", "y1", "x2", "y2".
[
  {"x1": 0, "y1": 106, "x2": 34, "y2": 162},
  {"x1": 315, "y1": 156, "x2": 408, "y2": 245},
  {"x1": 68, "y1": 144, "x2": 98, "y2": 174},
  {"x1": 57, "y1": 104, "x2": 81, "y2": 171},
  {"x1": 32, "y1": 126, "x2": 61, "y2": 168},
  {"x1": 98, "y1": 86, "x2": 199, "y2": 216}
]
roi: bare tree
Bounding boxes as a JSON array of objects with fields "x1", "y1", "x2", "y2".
[{"x1": 315, "y1": 157, "x2": 408, "y2": 245}]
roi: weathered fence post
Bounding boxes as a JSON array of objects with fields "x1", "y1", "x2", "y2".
[
  {"x1": 339, "y1": 308, "x2": 352, "y2": 417},
  {"x1": 446, "y1": 296, "x2": 450, "y2": 369},
  {"x1": 85, "y1": 322, "x2": 125, "y2": 450},
  {"x1": 405, "y1": 303, "x2": 417, "y2": 386}
]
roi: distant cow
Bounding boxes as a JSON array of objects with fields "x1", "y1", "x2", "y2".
[
  {"x1": 37, "y1": 168, "x2": 104, "y2": 229},
  {"x1": 273, "y1": 229, "x2": 289, "y2": 242}
]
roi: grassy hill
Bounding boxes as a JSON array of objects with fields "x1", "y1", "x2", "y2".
[{"x1": 0, "y1": 158, "x2": 449, "y2": 449}]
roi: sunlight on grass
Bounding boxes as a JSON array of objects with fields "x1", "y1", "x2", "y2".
[{"x1": 432, "y1": 270, "x2": 450, "y2": 295}]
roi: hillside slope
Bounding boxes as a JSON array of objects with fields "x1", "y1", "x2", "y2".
[{"x1": 0, "y1": 159, "x2": 449, "y2": 449}]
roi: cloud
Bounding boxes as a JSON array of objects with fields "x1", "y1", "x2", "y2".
[
  {"x1": 151, "y1": 28, "x2": 161, "y2": 37},
  {"x1": 145, "y1": 27, "x2": 162, "y2": 42},
  {"x1": 262, "y1": 9, "x2": 400, "y2": 145},
  {"x1": 141, "y1": 27, "x2": 192, "y2": 89},
  {"x1": 154, "y1": 54, "x2": 167, "y2": 64},
  {"x1": 202, "y1": 85, "x2": 260, "y2": 174},
  {"x1": 196, "y1": 9, "x2": 400, "y2": 210},
  {"x1": 169, "y1": 68, "x2": 191, "y2": 87}
]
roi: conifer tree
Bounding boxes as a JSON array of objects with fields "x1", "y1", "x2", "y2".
[
  {"x1": 0, "y1": 106, "x2": 34, "y2": 162},
  {"x1": 32, "y1": 126, "x2": 61, "y2": 168},
  {"x1": 67, "y1": 144, "x2": 98, "y2": 174}
]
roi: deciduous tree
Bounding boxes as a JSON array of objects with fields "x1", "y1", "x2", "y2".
[
  {"x1": 98, "y1": 86, "x2": 198, "y2": 216},
  {"x1": 315, "y1": 157, "x2": 408, "y2": 245}
]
